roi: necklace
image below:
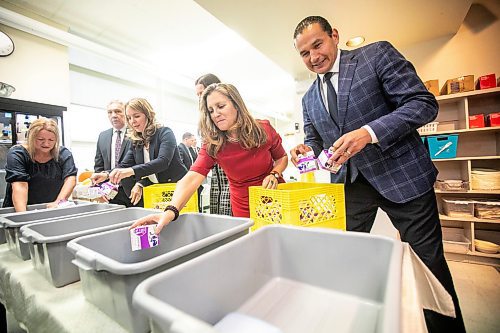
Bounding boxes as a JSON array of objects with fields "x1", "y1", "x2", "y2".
[{"x1": 227, "y1": 136, "x2": 239, "y2": 143}]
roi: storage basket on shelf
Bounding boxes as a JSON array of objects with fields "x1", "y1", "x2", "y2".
[
  {"x1": 417, "y1": 121, "x2": 439, "y2": 135},
  {"x1": 427, "y1": 134, "x2": 458, "y2": 159},
  {"x1": 471, "y1": 168, "x2": 500, "y2": 190},
  {"x1": 474, "y1": 200, "x2": 500, "y2": 220},
  {"x1": 442, "y1": 198, "x2": 474, "y2": 218},
  {"x1": 143, "y1": 183, "x2": 198, "y2": 213},
  {"x1": 442, "y1": 227, "x2": 470, "y2": 254},
  {"x1": 249, "y1": 182, "x2": 345, "y2": 231}
]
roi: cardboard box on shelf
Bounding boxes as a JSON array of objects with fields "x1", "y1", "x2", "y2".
[
  {"x1": 469, "y1": 114, "x2": 485, "y2": 128},
  {"x1": 476, "y1": 74, "x2": 496, "y2": 90},
  {"x1": 424, "y1": 79, "x2": 440, "y2": 96},
  {"x1": 440, "y1": 75, "x2": 474, "y2": 95},
  {"x1": 489, "y1": 112, "x2": 500, "y2": 127}
]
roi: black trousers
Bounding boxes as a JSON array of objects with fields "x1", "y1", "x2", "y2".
[{"x1": 345, "y1": 174, "x2": 466, "y2": 333}]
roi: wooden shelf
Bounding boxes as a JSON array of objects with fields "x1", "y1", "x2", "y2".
[
  {"x1": 439, "y1": 214, "x2": 500, "y2": 224},
  {"x1": 434, "y1": 86, "x2": 500, "y2": 265},
  {"x1": 435, "y1": 189, "x2": 500, "y2": 194},
  {"x1": 436, "y1": 86, "x2": 500, "y2": 102},
  {"x1": 432, "y1": 155, "x2": 500, "y2": 161},
  {"x1": 469, "y1": 251, "x2": 500, "y2": 259},
  {"x1": 420, "y1": 126, "x2": 500, "y2": 137}
]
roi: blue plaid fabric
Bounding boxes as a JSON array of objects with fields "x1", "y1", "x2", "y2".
[{"x1": 303, "y1": 41, "x2": 438, "y2": 203}]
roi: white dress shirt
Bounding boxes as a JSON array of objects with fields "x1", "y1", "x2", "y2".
[{"x1": 143, "y1": 146, "x2": 159, "y2": 184}]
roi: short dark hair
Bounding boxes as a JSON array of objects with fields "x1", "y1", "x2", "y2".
[
  {"x1": 293, "y1": 16, "x2": 333, "y2": 39},
  {"x1": 182, "y1": 132, "x2": 194, "y2": 140},
  {"x1": 195, "y1": 73, "x2": 221, "y2": 88}
]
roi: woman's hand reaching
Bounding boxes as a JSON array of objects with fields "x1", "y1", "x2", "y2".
[{"x1": 129, "y1": 210, "x2": 176, "y2": 235}]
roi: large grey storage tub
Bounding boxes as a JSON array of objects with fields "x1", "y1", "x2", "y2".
[
  {"x1": 67, "y1": 213, "x2": 253, "y2": 333},
  {"x1": 0, "y1": 202, "x2": 121, "y2": 260},
  {"x1": 0, "y1": 203, "x2": 50, "y2": 244},
  {"x1": 20, "y1": 207, "x2": 156, "y2": 287},
  {"x1": 133, "y1": 225, "x2": 403, "y2": 333}
]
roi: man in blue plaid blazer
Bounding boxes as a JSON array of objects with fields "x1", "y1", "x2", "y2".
[{"x1": 291, "y1": 16, "x2": 465, "y2": 332}]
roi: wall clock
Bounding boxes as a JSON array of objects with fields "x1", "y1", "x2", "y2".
[{"x1": 0, "y1": 31, "x2": 14, "y2": 57}]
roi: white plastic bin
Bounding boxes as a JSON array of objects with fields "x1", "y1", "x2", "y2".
[
  {"x1": 0, "y1": 201, "x2": 117, "y2": 260},
  {"x1": 19, "y1": 207, "x2": 156, "y2": 287},
  {"x1": 133, "y1": 225, "x2": 403, "y2": 333},
  {"x1": 0, "y1": 203, "x2": 49, "y2": 244},
  {"x1": 67, "y1": 213, "x2": 253, "y2": 333}
]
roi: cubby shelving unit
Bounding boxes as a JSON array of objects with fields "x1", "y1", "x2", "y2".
[{"x1": 421, "y1": 87, "x2": 500, "y2": 266}]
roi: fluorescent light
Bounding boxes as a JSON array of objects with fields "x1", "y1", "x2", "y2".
[{"x1": 346, "y1": 36, "x2": 365, "y2": 47}]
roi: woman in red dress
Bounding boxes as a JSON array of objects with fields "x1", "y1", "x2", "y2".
[{"x1": 132, "y1": 83, "x2": 288, "y2": 234}]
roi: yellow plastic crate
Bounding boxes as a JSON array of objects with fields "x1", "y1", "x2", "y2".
[
  {"x1": 143, "y1": 183, "x2": 198, "y2": 213},
  {"x1": 249, "y1": 182, "x2": 346, "y2": 231}
]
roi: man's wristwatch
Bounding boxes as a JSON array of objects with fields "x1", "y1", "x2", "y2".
[{"x1": 270, "y1": 171, "x2": 281, "y2": 180}]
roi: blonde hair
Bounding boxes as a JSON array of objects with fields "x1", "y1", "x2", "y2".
[
  {"x1": 199, "y1": 83, "x2": 267, "y2": 157},
  {"x1": 125, "y1": 98, "x2": 161, "y2": 146},
  {"x1": 25, "y1": 118, "x2": 60, "y2": 161}
]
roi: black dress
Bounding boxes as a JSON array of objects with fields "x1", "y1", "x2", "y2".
[{"x1": 2, "y1": 145, "x2": 78, "y2": 207}]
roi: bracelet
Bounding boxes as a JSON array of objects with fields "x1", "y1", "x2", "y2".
[{"x1": 164, "y1": 205, "x2": 179, "y2": 221}]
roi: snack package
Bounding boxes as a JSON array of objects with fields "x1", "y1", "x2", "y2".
[
  {"x1": 297, "y1": 151, "x2": 318, "y2": 174},
  {"x1": 130, "y1": 225, "x2": 159, "y2": 251},
  {"x1": 317, "y1": 149, "x2": 342, "y2": 174},
  {"x1": 98, "y1": 181, "x2": 118, "y2": 200},
  {"x1": 72, "y1": 181, "x2": 119, "y2": 200}
]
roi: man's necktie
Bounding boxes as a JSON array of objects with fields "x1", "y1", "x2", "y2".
[
  {"x1": 114, "y1": 130, "x2": 122, "y2": 168},
  {"x1": 324, "y1": 72, "x2": 338, "y2": 124}
]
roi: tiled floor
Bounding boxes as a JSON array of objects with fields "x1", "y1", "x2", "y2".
[{"x1": 449, "y1": 261, "x2": 500, "y2": 333}]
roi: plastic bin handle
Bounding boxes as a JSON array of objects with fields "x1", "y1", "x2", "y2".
[
  {"x1": 0, "y1": 217, "x2": 8, "y2": 228},
  {"x1": 72, "y1": 249, "x2": 96, "y2": 271},
  {"x1": 71, "y1": 259, "x2": 93, "y2": 271}
]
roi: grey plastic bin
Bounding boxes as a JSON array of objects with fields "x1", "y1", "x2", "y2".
[
  {"x1": 0, "y1": 203, "x2": 49, "y2": 244},
  {"x1": 132, "y1": 225, "x2": 403, "y2": 333},
  {"x1": 67, "y1": 213, "x2": 253, "y2": 333},
  {"x1": 0, "y1": 202, "x2": 121, "y2": 260},
  {"x1": 19, "y1": 207, "x2": 157, "y2": 287}
]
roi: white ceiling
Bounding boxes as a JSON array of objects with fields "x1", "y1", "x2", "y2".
[
  {"x1": 196, "y1": 0, "x2": 473, "y2": 80},
  {"x1": 0, "y1": 0, "x2": 473, "y2": 116}
]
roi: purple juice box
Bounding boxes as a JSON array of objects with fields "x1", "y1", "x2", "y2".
[
  {"x1": 130, "y1": 225, "x2": 160, "y2": 251},
  {"x1": 317, "y1": 149, "x2": 342, "y2": 174},
  {"x1": 297, "y1": 151, "x2": 318, "y2": 174},
  {"x1": 99, "y1": 181, "x2": 119, "y2": 199}
]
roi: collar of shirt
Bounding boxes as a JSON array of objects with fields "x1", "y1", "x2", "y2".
[
  {"x1": 318, "y1": 49, "x2": 341, "y2": 86},
  {"x1": 114, "y1": 125, "x2": 127, "y2": 133}
]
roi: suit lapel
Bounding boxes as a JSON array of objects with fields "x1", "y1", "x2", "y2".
[
  {"x1": 337, "y1": 50, "x2": 357, "y2": 130},
  {"x1": 102, "y1": 129, "x2": 113, "y2": 169}
]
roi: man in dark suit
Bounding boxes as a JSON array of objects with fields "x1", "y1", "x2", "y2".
[
  {"x1": 290, "y1": 16, "x2": 465, "y2": 332},
  {"x1": 178, "y1": 132, "x2": 198, "y2": 170},
  {"x1": 178, "y1": 132, "x2": 203, "y2": 211},
  {"x1": 93, "y1": 100, "x2": 133, "y2": 207}
]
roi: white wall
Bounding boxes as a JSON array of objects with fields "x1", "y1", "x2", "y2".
[
  {"x1": 66, "y1": 66, "x2": 200, "y2": 171},
  {"x1": 0, "y1": 24, "x2": 69, "y2": 106},
  {"x1": 401, "y1": 0, "x2": 500, "y2": 87}
]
